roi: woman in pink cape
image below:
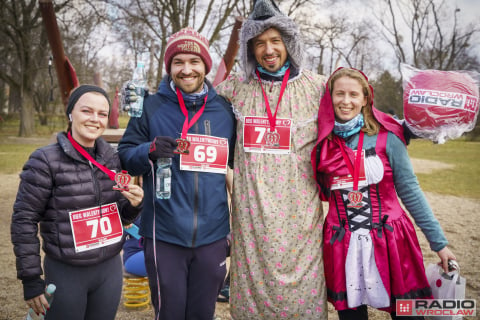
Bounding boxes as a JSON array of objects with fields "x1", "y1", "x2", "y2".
[{"x1": 311, "y1": 68, "x2": 456, "y2": 319}]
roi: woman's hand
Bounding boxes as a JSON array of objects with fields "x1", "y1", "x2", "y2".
[
  {"x1": 436, "y1": 246, "x2": 457, "y2": 273},
  {"x1": 26, "y1": 293, "x2": 50, "y2": 316},
  {"x1": 120, "y1": 183, "x2": 144, "y2": 207}
]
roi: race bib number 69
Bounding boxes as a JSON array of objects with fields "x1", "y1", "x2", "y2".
[{"x1": 179, "y1": 134, "x2": 229, "y2": 174}]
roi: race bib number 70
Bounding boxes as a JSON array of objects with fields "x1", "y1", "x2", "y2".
[{"x1": 69, "y1": 203, "x2": 123, "y2": 253}]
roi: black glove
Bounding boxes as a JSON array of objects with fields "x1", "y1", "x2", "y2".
[
  {"x1": 148, "y1": 136, "x2": 178, "y2": 161},
  {"x1": 121, "y1": 81, "x2": 149, "y2": 112}
]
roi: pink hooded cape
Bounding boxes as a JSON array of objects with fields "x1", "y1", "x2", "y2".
[{"x1": 310, "y1": 67, "x2": 406, "y2": 200}]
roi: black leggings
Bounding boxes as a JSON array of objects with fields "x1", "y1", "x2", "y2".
[
  {"x1": 338, "y1": 305, "x2": 368, "y2": 320},
  {"x1": 144, "y1": 238, "x2": 228, "y2": 320},
  {"x1": 338, "y1": 305, "x2": 425, "y2": 320},
  {"x1": 44, "y1": 254, "x2": 123, "y2": 320}
]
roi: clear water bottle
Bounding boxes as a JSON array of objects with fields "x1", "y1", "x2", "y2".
[
  {"x1": 128, "y1": 61, "x2": 146, "y2": 117},
  {"x1": 25, "y1": 284, "x2": 56, "y2": 320},
  {"x1": 156, "y1": 158, "x2": 172, "y2": 199}
]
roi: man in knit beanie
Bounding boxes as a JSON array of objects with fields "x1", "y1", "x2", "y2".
[
  {"x1": 118, "y1": 27, "x2": 236, "y2": 320},
  {"x1": 123, "y1": 27, "x2": 212, "y2": 105},
  {"x1": 215, "y1": 0, "x2": 328, "y2": 319},
  {"x1": 164, "y1": 27, "x2": 212, "y2": 76}
]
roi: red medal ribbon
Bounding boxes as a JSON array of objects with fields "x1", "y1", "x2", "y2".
[
  {"x1": 337, "y1": 130, "x2": 364, "y2": 191},
  {"x1": 176, "y1": 88, "x2": 208, "y2": 139},
  {"x1": 255, "y1": 68, "x2": 290, "y2": 132},
  {"x1": 67, "y1": 131, "x2": 117, "y2": 181}
]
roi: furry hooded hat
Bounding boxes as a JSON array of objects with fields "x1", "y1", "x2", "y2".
[{"x1": 240, "y1": 0, "x2": 304, "y2": 79}]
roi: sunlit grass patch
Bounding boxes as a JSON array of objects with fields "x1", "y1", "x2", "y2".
[
  {"x1": 1, "y1": 116, "x2": 478, "y2": 199},
  {"x1": 407, "y1": 139, "x2": 480, "y2": 199},
  {"x1": 0, "y1": 143, "x2": 45, "y2": 174}
]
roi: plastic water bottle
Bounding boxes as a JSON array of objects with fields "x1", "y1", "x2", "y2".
[
  {"x1": 156, "y1": 158, "x2": 172, "y2": 199},
  {"x1": 124, "y1": 224, "x2": 141, "y2": 239},
  {"x1": 25, "y1": 284, "x2": 56, "y2": 320},
  {"x1": 128, "y1": 61, "x2": 146, "y2": 117}
]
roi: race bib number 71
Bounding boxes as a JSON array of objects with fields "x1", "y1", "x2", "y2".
[{"x1": 243, "y1": 116, "x2": 292, "y2": 154}]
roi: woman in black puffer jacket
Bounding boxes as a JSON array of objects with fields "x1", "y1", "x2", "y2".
[{"x1": 11, "y1": 85, "x2": 143, "y2": 320}]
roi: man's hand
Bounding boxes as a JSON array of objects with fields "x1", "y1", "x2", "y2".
[
  {"x1": 121, "y1": 81, "x2": 149, "y2": 112},
  {"x1": 149, "y1": 136, "x2": 178, "y2": 161}
]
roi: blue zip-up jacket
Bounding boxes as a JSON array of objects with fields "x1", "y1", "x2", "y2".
[{"x1": 118, "y1": 77, "x2": 236, "y2": 248}]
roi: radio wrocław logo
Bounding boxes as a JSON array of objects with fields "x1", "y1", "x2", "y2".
[{"x1": 396, "y1": 299, "x2": 476, "y2": 317}]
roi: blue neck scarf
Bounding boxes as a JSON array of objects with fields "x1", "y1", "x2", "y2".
[
  {"x1": 256, "y1": 60, "x2": 290, "y2": 77},
  {"x1": 333, "y1": 113, "x2": 364, "y2": 138},
  {"x1": 170, "y1": 81, "x2": 208, "y2": 102}
]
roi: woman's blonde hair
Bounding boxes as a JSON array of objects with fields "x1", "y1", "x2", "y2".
[{"x1": 329, "y1": 68, "x2": 380, "y2": 136}]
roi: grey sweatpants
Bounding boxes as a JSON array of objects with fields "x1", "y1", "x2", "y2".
[{"x1": 44, "y1": 254, "x2": 123, "y2": 320}]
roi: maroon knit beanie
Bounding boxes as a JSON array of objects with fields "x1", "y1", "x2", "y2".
[{"x1": 164, "y1": 27, "x2": 212, "y2": 75}]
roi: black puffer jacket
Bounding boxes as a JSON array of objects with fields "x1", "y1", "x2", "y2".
[{"x1": 11, "y1": 132, "x2": 140, "y2": 299}]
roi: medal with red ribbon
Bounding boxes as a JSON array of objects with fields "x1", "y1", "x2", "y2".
[
  {"x1": 175, "y1": 138, "x2": 191, "y2": 155},
  {"x1": 67, "y1": 132, "x2": 132, "y2": 191},
  {"x1": 255, "y1": 68, "x2": 290, "y2": 144},
  {"x1": 174, "y1": 88, "x2": 207, "y2": 155},
  {"x1": 337, "y1": 131, "x2": 365, "y2": 208},
  {"x1": 113, "y1": 170, "x2": 132, "y2": 190},
  {"x1": 265, "y1": 130, "x2": 280, "y2": 146}
]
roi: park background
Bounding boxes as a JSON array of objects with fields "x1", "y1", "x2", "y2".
[{"x1": 1, "y1": 0, "x2": 480, "y2": 137}]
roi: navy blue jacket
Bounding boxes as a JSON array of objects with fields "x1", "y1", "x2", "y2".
[{"x1": 118, "y1": 77, "x2": 236, "y2": 248}]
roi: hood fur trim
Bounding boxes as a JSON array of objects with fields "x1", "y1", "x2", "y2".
[{"x1": 240, "y1": 15, "x2": 304, "y2": 80}]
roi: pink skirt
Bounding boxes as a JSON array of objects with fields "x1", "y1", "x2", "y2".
[{"x1": 323, "y1": 211, "x2": 433, "y2": 313}]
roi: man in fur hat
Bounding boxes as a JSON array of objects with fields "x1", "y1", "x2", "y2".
[{"x1": 215, "y1": 0, "x2": 328, "y2": 318}]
